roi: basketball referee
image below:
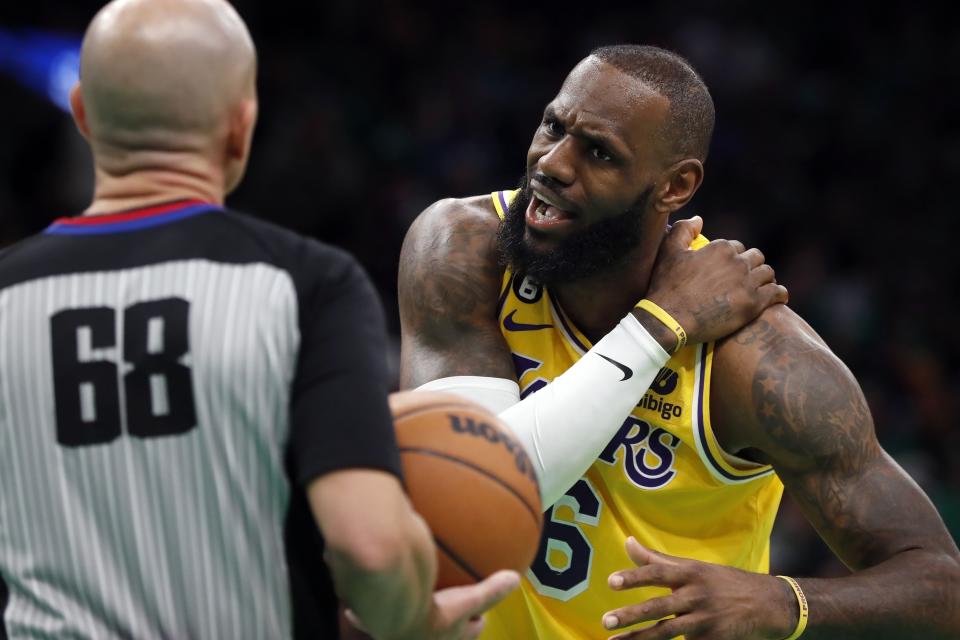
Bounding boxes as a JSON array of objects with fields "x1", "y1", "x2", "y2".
[{"x1": 0, "y1": 0, "x2": 518, "y2": 638}]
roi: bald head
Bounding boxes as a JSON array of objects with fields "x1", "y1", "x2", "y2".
[{"x1": 79, "y1": 0, "x2": 256, "y2": 148}]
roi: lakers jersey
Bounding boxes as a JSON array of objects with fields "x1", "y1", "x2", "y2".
[{"x1": 482, "y1": 191, "x2": 784, "y2": 639}]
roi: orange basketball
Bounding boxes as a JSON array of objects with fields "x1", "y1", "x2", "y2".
[{"x1": 389, "y1": 390, "x2": 542, "y2": 588}]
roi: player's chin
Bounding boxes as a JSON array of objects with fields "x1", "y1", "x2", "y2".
[
  {"x1": 523, "y1": 224, "x2": 575, "y2": 251},
  {"x1": 521, "y1": 232, "x2": 560, "y2": 257}
]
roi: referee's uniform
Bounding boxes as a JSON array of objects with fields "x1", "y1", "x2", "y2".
[{"x1": 0, "y1": 200, "x2": 401, "y2": 638}]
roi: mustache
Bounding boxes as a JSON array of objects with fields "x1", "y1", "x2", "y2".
[{"x1": 528, "y1": 172, "x2": 564, "y2": 193}]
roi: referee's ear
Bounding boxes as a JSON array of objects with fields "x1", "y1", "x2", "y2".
[
  {"x1": 69, "y1": 82, "x2": 91, "y2": 142},
  {"x1": 227, "y1": 97, "x2": 258, "y2": 161},
  {"x1": 223, "y1": 96, "x2": 259, "y2": 194}
]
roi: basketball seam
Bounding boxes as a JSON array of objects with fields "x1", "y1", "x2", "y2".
[
  {"x1": 434, "y1": 536, "x2": 483, "y2": 583},
  {"x1": 393, "y1": 403, "x2": 477, "y2": 421},
  {"x1": 399, "y1": 447, "x2": 540, "y2": 527}
]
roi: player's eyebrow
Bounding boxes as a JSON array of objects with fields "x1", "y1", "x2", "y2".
[
  {"x1": 577, "y1": 126, "x2": 631, "y2": 161},
  {"x1": 543, "y1": 104, "x2": 632, "y2": 161}
]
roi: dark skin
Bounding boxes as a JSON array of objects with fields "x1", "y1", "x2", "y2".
[
  {"x1": 603, "y1": 308, "x2": 960, "y2": 640},
  {"x1": 399, "y1": 56, "x2": 960, "y2": 640},
  {"x1": 401, "y1": 58, "x2": 768, "y2": 382}
]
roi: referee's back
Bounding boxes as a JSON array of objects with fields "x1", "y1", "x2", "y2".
[
  {"x1": 0, "y1": 0, "x2": 523, "y2": 636},
  {"x1": 0, "y1": 202, "x2": 399, "y2": 637}
]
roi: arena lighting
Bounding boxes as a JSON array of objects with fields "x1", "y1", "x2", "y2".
[{"x1": 0, "y1": 29, "x2": 81, "y2": 112}]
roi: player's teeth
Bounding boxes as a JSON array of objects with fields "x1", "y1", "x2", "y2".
[{"x1": 536, "y1": 191, "x2": 563, "y2": 210}]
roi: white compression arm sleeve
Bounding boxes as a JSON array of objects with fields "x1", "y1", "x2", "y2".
[
  {"x1": 415, "y1": 313, "x2": 670, "y2": 508},
  {"x1": 414, "y1": 375, "x2": 521, "y2": 414}
]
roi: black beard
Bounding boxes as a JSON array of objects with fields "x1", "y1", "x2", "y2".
[{"x1": 495, "y1": 176, "x2": 651, "y2": 286}]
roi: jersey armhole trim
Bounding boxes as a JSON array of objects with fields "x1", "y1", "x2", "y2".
[
  {"x1": 693, "y1": 343, "x2": 775, "y2": 484},
  {"x1": 491, "y1": 190, "x2": 519, "y2": 220},
  {"x1": 497, "y1": 272, "x2": 513, "y2": 317}
]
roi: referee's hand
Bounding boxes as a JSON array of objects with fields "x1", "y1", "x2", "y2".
[
  {"x1": 344, "y1": 570, "x2": 520, "y2": 640},
  {"x1": 421, "y1": 570, "x2": 520, "y2": 640}
]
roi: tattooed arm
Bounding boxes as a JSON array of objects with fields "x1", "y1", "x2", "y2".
[
  {"x1": 714, "y1": 305, "x2": 960, "y2": 639},
  {"x1": 398, "y1": 196, "x2": 515, "y2": 388},
  {"x1": 398, "y1": 200, "x2": 784, "y2": 389},
  {"x1": 602, "y1": 305, "x2": 958, "y2": 640},
  {"x1": 399, "y1": 202, "x2": 789, "y2": 509}
]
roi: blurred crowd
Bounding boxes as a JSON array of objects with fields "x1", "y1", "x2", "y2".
[{"x1": 1, "y1": 0, "x2": 957, "y2": 578}]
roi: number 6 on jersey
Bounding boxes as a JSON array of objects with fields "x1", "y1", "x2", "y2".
[{"x1": 527, "y1": 478, "x2": 601, "y2": 601}]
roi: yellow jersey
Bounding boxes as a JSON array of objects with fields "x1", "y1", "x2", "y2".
[{"x1": 481, "y1": 190, "x2": 784, "y2": 639}]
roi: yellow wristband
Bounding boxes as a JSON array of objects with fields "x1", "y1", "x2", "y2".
[
  {"x1": 776, "y1": 576, "x2": 809, "y2": 640},
  {"x1": 635, "y1": 299, "x2": 687, "y2": 352}
]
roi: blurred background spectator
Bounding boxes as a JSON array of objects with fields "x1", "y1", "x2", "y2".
[{"x1": 1, "y1": 0, "x2": 957, "y2": 580}]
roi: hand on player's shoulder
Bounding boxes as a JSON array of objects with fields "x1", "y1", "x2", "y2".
[{"x1": 645, "y1": 217, "x2": 789, "y2": 346}]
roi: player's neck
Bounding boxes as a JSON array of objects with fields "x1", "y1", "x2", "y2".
[
  {"x1": 551, "y1": 238, "x2": 661, "y2": 342},
  {"x1": 85, "y1": 163, "x2": 225, "y2": 216}
]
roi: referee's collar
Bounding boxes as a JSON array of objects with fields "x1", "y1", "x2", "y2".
[{"x1": 45, "y1": 199, "x2": 221, "y2": 235}]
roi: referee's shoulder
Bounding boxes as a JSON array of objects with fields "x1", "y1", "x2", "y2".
[
  {"x1": 0, "y1": 233, "x2": 61, "y2": 291},
  {"x1": 0, "y1": 233, "x2": 52, "y2": 266},
  {"x1": 218, "y1": 208, "x2": 369, "y2": 290}
]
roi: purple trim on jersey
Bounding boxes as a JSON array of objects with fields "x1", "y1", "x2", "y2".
[
  {"x1": 497, "y1": 190, "x2": 510, "y2": 216},
  {"x1": 45, "y1": 203, "x2": 220, "y2": 235},
  {"x1": 496, "y1": 274, "x2": 512, "y2": 316},
  {"x1": 549, "y1": 295, "x2": 590, "y2": 353},
  {"x1": 696, "y1": 343, "x2": 772, "y2": 481},
  {"x1": 494, "y1": 192, "x2": 511, "y2": 317}
]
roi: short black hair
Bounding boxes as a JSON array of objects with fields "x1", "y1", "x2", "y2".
[{"x1": 590, "y1": 44, "x2": 715, "y2": 162}]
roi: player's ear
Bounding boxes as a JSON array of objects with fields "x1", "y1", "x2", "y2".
[
  {"x1": 653, "y1": 158, "x2": 704, "y2": 215},
  {"x1": 226, "y1": 97, "x2": 258, "y2": 161},
  {"x1": 69, "y1": 83, "x2": 91, "y2": 141}
]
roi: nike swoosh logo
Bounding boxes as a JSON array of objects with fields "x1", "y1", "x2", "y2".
[
  {"x1": 597, "y1": 353, "x2": 633, "y2": 381},
  {"x1": 503, "y1": 310, "x2": 553, "y2": 332}
]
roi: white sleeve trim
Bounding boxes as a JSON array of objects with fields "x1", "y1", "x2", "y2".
[{"x1": 414, "y1": 376, "x2": 520, "y2": 415}]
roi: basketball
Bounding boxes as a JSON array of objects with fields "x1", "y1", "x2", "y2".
[{"x1": 389, "y1": 390, "x2": 543, "y2": 588}]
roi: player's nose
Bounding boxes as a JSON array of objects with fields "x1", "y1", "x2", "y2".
[{"x1": 537, "y1": 136, "x2": 576, "y2": 186}]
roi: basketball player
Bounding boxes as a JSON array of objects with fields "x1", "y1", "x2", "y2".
[
  {"x1": 0, "y1": 1, "x2": 520, "y2": 638},
  {"x1": 399, "y1": 46, "x2": 960, "y2": 639}
]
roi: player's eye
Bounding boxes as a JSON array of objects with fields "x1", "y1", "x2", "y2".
[
  {"x1": 542, "y1": 118, "x2": 563, "y2": 137},
  {"x1": 591, "y1": 146, "x2": 613, "y2": 162}
]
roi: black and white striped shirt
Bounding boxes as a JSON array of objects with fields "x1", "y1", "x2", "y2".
[{"x1": 0, "y1": 200, "x2": 401, "y2": 638}]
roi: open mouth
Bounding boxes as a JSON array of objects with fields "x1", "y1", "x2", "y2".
[{"x1": 525, "y1": 188, "x2": 577, "y2": 231}]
